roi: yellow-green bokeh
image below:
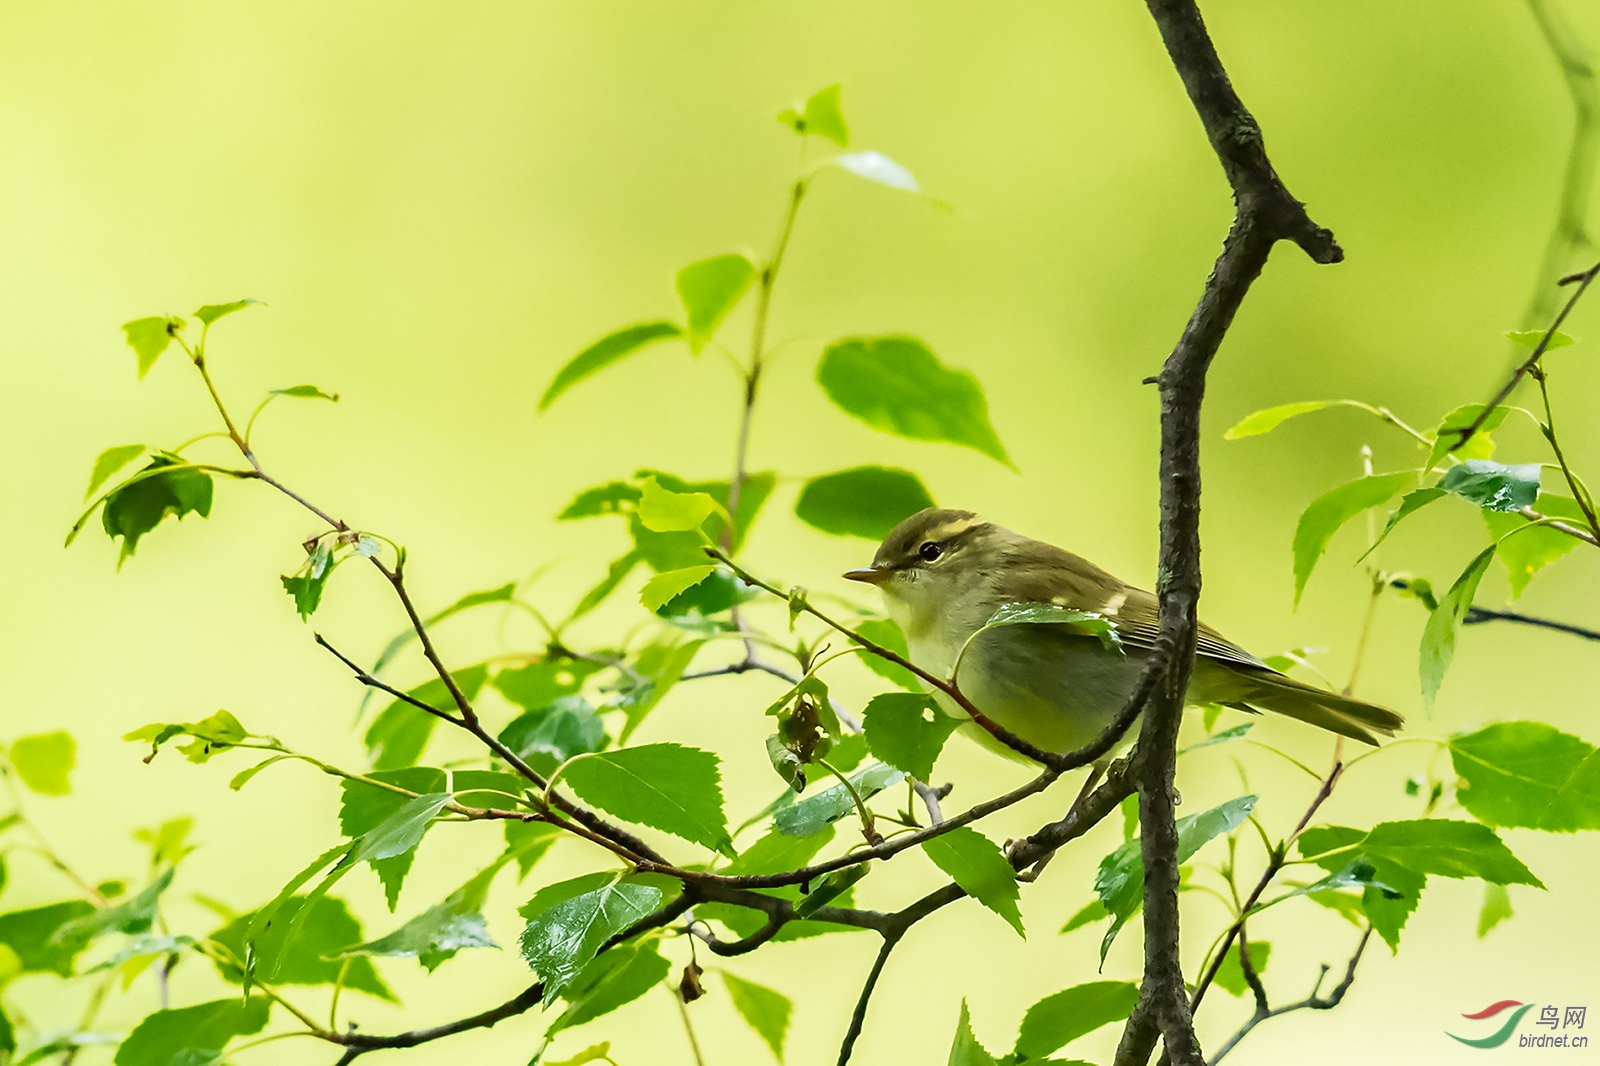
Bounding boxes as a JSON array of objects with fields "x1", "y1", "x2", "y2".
[{"x1": 4, "y1": 3, "x2": 1599, "y2": 1064}]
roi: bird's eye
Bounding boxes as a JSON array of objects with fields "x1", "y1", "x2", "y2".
[{"x1": 918, "y1": 541, "x2": 944, "y2": 562}]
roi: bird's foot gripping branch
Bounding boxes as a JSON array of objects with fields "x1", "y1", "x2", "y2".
[{"x1": 10, "y1": 19, "x2": 1600, "y2": 1066}]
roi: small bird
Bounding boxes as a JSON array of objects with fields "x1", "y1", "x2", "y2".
[{"x1": 844, "y1": 508, "x2": 1403, "y2": 756}]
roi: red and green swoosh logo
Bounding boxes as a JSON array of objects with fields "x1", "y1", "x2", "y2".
[{"x1": 1448, "y1": 1000, "x2": 1535, "y2": 1048}]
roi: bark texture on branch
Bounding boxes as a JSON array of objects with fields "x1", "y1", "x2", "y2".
[{"x1": 1114, "y1": 3, "x2": 1342, "y2": 1064}]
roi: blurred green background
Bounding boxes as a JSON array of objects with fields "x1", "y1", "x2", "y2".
[{"x1": 4, "y1": 2, "x2": 1600, "y2": 1063}]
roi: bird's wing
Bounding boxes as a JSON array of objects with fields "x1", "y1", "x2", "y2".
[{"x1": 994, "y1": 540, "x2": 1270, "y2": 671}]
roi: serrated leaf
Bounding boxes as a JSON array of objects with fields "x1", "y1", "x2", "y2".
[
  {"x1": 1360, "y1": 819, "x2": 1542, "y2": 886},
  {"x1": 121, "y1": 317, "x2": 177, "y2": 378},
  {"x1": 1420, "y1": 545, "x2": 1497, "y2": 709},
  {"x1": 354, "y1": 792, "x2": 452, "y2": 863},
  {"x1": 836, "y1": 151, "x2": 919, "y2": 192},
  {"x1": 85, "y1": 444, "x2": 146, "y2": 499},
  {"x1": 1060, "y1": 900, "x2": 1107, "y2": 933},
  {"x1": 1483, "y1": 493, "x2": 1588, "y2": 597},
  {"x1": 947, "y1": 1000, "x2": 999, "y2": 1066},
  {"x1": 214, "y1": 894, "x2": 391, "y2": 998},
  {"x1": 546, "y1": 1044, "x2": 614, "y2": 1066},
  {"x1": 518, "y1": 874, "x2": 667, "y2": 999},
  {"x1": 1013, "y1": 980, "x2": 1139, "y2": 1058},
  {"x1": 540, "y1": 322, "x2": 684, "y2": 410},
  {"x1": 817, "y1": 336, "x2": 1010, "y2": 466},
  {"x1": 112, "y1": 997, "x2": 269, "y2": 1066},
  {"x1": 640, "y1": 565, "x2": 718, "y2": 611},
  {"x1": 1095, "y1": 795, "x2": 1256, "y2": 962},
  {"x1": 193, "y1": 299, "x2": 262, "y2": 326},
  {"x1": 774, "y1": 762, "x2": 904, "y2": 837},
  {"x1": 1425, "y1": 404, "x2": 1509, "y2": 471},
  {"x1": 97, "y1": 458, "x2": 214, "y2": 563},
  {"x1": 51, "y1": 869, "x2": 173, "y2": 953},
  {"x1": 337, "y1": 860, "x2": 502, "y2": 971},
  {"x1": 1212, "y1": 941, "x2": 1271, "y2": 997},
  {"x1": 795, "y1": 466, "x2": 935, "y2": 540},
  {"x1": 676, "y1": 253, "x2": 758, "y2": 354},
  {"x1": 722, "y1": 971, "x2": 793, "y2": 1061},
  {"x1": 1449, "y1": 721, "x2": 1600, "y2": 831},
  {"x1": 124, "y1": 710, "x2": 249, "y2": 764},
  {"x1": 548, "y1": 941, "x2": 671, "y2": 1035},
  {"x1": 1293, "y1": 472, "x2": 1414, "y2": 604},
  {"x1": 1440, "y1": 460, "x2": 1540, "y2": 513},
  {"x1": 9, "y1": 732, "x2": 75, "y2": 795},
  {"x1": 855, "y1": 618, "x2": 920, "y2": 690},
  {"x1": 560, "y1": 744, "x2": 732, "y2": 855},
  {"x1": 499, "y1": 696, "x2": 607, "y2": 777},
  {"x1": 363, "y1": 666, "x2": 488, "y2": 770},
  {"x1": 617, "y1": 638, "x2": 704, "y2": 742},
  {"x1": 921, "y1": 827, "x2": 1023, "y2": 936},
  {"x1": 1180, "y1": 722, "x2": 1253, "y2": 754},
  {"x1": 977, "y1": 602, "x2": 1122, "y2": 654},
  {"x1": 506, "y1": 820, "x2": 562, "y2": 880},
  {"x1": 1361, "y1": 487, "x2": 1447, "y2": 561},
  {"x1": 638, "y1": 476, "x2": 719, "y2": 532},
  {"x1": 862, "y1": 692, "x2": 958, "y2": 780},
  {"x1": 1298, "y1": 825, "x2": 1423, "y2": 953},
  {"x1": 1223, "y1": 400, "x2": 1339, "y2": 440}
]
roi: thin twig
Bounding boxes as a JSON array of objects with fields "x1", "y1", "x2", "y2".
[
  {"x1": 1207, "y1": 927, "x2": 1373, "y2": 1065},
  {"x1": 834, "y1": 930, "x2": 905, "y2": 1066}
]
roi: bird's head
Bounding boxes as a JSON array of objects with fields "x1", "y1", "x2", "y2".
[{"x1": 844, "y1": 508, "x2": 1004, "y2": 629}]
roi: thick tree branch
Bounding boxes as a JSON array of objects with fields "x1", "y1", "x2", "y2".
[{"x1": 1114, "y1": 3, "x2": 1343, "y2": 1065}]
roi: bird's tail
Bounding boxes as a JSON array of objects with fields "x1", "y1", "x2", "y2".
[{"x1": 1227, "y1": 670, "x2": 1404, "y2": 746}]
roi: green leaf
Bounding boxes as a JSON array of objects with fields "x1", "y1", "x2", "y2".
[
  {"x1": 547, "y1": 1044, "x2": 615, "y2": 1066},
  {"x1": 270, "y1": 383, "x2": 338, "y2": 401},
  {"x1": 1298, "y1": 826, "x2": 1423, "y2": 952},
  {"x1": 722, "y1": 971, "x2": 793, "y2": 1061},
  {"x1": 1424, "y1": 404, "x2": 1509, "y2": 471},
  {"x1": 494, "y1": 657, "x2": 602, "y2": 712},
  {"x1": 121, "y1": 316, "x2": 178, "y2": 378},
  {"x1": 363, "y1": 665, "x2": 488, "y2": 770},
  {"x1": 1222, "y1": 401, "x2": 1339, "y2": 440},
  {"x1": 570, "y1": 551, "x2": 644, "y2": 621},
  {"x1": 1361, "y1": 487, "x2": 1447, "y2": 561},
  {"x1": 1095, "y1": 795, "x2": 1256, "y2": 962},
  {"x1": 1477, "y1": 883, "x2": 1513, "y2": 938},
  {"x1": 560, "y1": 481, "x2": 642, "y2": 519},
  {"x1": 795, "y1": 466, "x2": 935, "y2": 540},
  {"x1": 506, "y1": 820, "x2": 562, "y2": 880},
  {"x1": 1013, "y1": 980, "x2": 1139, "y2": 1058},
  {"x1": 789, "y1": 83, "x2": 849, "y2": 147},
  {"x1": 817, "y1": 337, "x2": 1011, "y2": 466},
  {"x1": 640, "y1": 565, "x2": 718, "y2": 611},
  {"x1": 9, "y1": 731, "x2": 75, "y2": 795},
  {"x1": 947, "y1": 1000, "x2": 999, "y2": 1066},
  {"x1": 560, "y1": 744, "x2": 733, "y2": 855},
  {"x1": 499, "y1": 696, "x2": 607, "y2": 777},
  {"x1": 862, "y1": 692, "x2": 958, "y2": 780},
  {"x1": 338, "y1": 860, "x2": 502, "y2": 971},
  {"x1": 618, "y1": 639, "x2": 705, "y2": 742},
  {"x1": 855, "y1": 618, "x2": 920, "y2": 690},
  {"x1": 51, "y1": 869, "x2": 173, "y2": 952},
  {"x1": 921, "y1": 827, "x2": 1023, "y2": 936},
  {"x1": 112, "y1": 997, "x2": 269, "y2": 1066},
  {"x1": 1180, "y1": 722, "x2": 1253, "y2": 754},
  {"x1": 0, "y1": 901, "x2": 96, "y2": 975},
  {"x1": 1440, "y1": 460, "x2": 1541, "y2": 513},
  {"x1": 214, "y1": 893, "x2": 391, "y2": 998},
  {"x1": 193, "y1": 299, "x2": 262, "y2": 326},
  {"x1": 676, "y1": 253, "x2": 758, "y2": 354},
  {"x1": 774, "y1": 762, "x2": 904, "y2": 837},
  {"x1": 1361, "y1": 819, "x2": 1542, "y2": 886},
  {"x1": 83, "y1": 934, "x2": 196, "y2": 974},
  {"x1": 518, "y1": 874, "x2": 667, "y2": 999},
  {"x1": 976, "y1": 602, "x2": 1122, "y2": 654},
  {"x1": 548, "y1": 941, "x2": 671, "y2": 1035},
  {"x1": 355, "y1": 792, "x2": 452, "y2": 863},
  {"x1": 1420, "y1": 546, "x2": 1497, "y2": 709},
  {"x1": 1504, "y1": 328, "x2": 1576, "y2": 351},
  {"x1": 1292, "y1": 472, "x2": 1414, "y2": 604},
  {"x1": 1449, "y1": 721, "x2": 1600, "y2": 831},
  {"x1": 638, "y1": 476, "x2": 720, "y2": 532},
  {"x1": 1483, "y1": 494, "x2": 1588, "y2": 597},
  {"x1": 1060, "y1": 900, "x2": 1107, "y2": 933},
  {"x1": 541, "y1": 322, "x2": 684, "y2": 410},
  {"x1": 725, "y1": 826, "x2": 835, "y2": 876},
  {"x1": 836, "y1": 151, "x2": 919, "y2": 192},
  {"x1": 85, "y1": 444, "x2": 146, "y2": 499},
  {"x1": 123, "y1": 709, "x2": 250, "y2": 764},
  {"x1": 1212, "y1": 941, "x2": 1271, "y2": 997},
  {"x1": 98, "y1": 457, "x2": 214, "y2": 563}
]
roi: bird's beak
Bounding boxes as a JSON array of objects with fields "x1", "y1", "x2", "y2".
[{"x1": 843, "y1": 567, "x2": 893, "y2": 586}]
